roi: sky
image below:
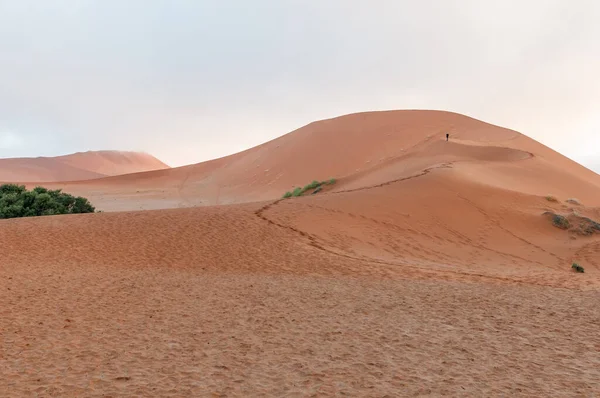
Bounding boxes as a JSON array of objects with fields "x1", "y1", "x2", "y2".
[{"x1": 0, "y1": 0, "x2": 599, "y2": 172}]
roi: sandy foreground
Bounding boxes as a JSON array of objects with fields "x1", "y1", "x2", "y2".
[
  {"x1": 2, "y1": 269, "x2": 599, "y2": 397},
  {"x1": 1, "y1": 196, "x2": 599, "y2": 397},
  {"x1": 2, "y1": 110, "x2": 600, "y2": 396}
]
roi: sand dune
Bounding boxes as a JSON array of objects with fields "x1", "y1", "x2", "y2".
[
  {"x1": 53, "y1": 150, "x2": 170, "y2": 177},
  {"x1": 36, "y1": 110, "x2": 600, "y2": 211},
  {"x1": 2, "y1": 110, "x2": 600, "y2": 396},
  {"x1": 0, "y1": 150, "x2": 169, "y2": 183}
]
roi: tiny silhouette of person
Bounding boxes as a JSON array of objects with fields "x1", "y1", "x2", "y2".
[{"x1": 446, "y1": 133, "x2": 449, "y2": 141}]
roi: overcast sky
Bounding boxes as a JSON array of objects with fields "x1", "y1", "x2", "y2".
[{"x1": 0, "y1": 0, "x2": 599, "y2": 171}]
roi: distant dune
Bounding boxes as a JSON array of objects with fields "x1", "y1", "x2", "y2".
[
  {"x1": 0, "y1": 150, "x2": 169, "y2": 183},
  {"x1": 3, "y1": 110, "x2": 600, "y2": 396}
]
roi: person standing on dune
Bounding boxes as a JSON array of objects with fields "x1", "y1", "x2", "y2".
[{"x1": 446, "y1": 133, "x2": 449, "y2": 141}]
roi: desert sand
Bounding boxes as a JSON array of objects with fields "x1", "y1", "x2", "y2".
[
  {"x1": 0, "y1": 150, "x2": 169, "y2": 183},
  {"x1": 1, "y1": 110, "x2": 599, "y2": 397}
]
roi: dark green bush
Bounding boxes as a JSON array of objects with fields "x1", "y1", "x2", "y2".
[
  {"x1": 552, "y1": 214, "x2": 570, "y2": 229},
  {"x1": 0, "y1": 184, "x2": 95, "y2": 219},
  {"x1": 572, "y1": 263, "x2": 584, "y2": 273}
]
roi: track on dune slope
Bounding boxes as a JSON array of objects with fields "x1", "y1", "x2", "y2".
[{"x1": 253, "y1": 143, "x2": 599, "y2": 289}]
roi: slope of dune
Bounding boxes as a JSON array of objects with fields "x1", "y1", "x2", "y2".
[
  {"x1": 0, "y1": 150, "x2": 169, "y2": 183},
  {"x1": 2, "y1": 110, "x2": 600, "y2": 396}
]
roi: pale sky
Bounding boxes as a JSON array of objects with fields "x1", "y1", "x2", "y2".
[{"x1": 0, "y1": 0, "x2": 599, "y2": 172}]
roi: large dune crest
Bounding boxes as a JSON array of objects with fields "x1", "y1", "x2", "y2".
[
  {"x1": 38, "y1": 110, "x2": 600, "y2": 211},
  {"x1": 0, "y1": 150, "x2": 169, "y2": 183}
]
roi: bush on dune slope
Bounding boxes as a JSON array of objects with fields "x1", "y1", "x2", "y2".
[{"x1": 283, "y1": 178, "x2": 337, "y2": 199}]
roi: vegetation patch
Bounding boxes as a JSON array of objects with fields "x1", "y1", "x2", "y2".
[
  {"x1": 0, "y1": 184, "x2": 95, "y2": 219},
  {"x1": 551, "y1": 214, "x2": 570, "y2": 229},
  {"x1": 543, "y1": 211, "x2": 600, "y2": 235},
  {"x1": 542, "y1": 211, "x2": 570, "y2": 229},
  {"x1": 575, "y1": 216, "x2": 600, "y2": 236},
  {"x1": 545, "y1": 195, "x2": 558, "y2": 202},
  {"x1": 572, "y1": 263, "x2": 585, "y2": 273},
  {"x1": 282, "y1": 178, "x2": 337, "y2": 199},
  {"x1": 565, "y1": 198, "x2": 581, "y2": 205}
]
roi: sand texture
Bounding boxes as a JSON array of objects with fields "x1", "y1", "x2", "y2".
[{"x1": 1, "y1": 110, "x2": 600, "y2": 396}]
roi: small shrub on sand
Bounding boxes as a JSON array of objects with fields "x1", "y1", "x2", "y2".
[
  {"x1": 282, "y1": 178, "x2": 337, "y2": 199},
  {"x1": 546, "y1": 195, "x2": 558, "y2": 202},
  {"x1": 576, "y1": 216, "x2": 600, "y2": 236},
  {"x1": 543, "y1": 211, "x2": 600, "y2": 235},
  {"x1": 565, "y1": 198, "x2": 581, "y2": 205},
  {"x1": 303, "y1": 180, "x2": 321, "y2": 191},
  {"x1": 552, "y1": 214, "x2": 570, "y2": 229},
  {"x1": 572, "y1": 263, "x2": 584, "y2": 273}
]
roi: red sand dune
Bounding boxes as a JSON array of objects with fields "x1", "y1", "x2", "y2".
[
  {"x1": 2, "y1": 110, "x2": 600, "y2": 396},
  {"x1": 0, "y1": 150, "x2": 169, "y2": 183},
  {"x1": 37, "y1": 110, "x2": 600, "y2": 211}
]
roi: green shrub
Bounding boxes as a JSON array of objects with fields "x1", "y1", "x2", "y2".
[
  {"x1": 552, "y1": 214, "x2": 570, "y2": 229},
  {"x1": 281, "y1": 178, "x2": 338, "y2": 198},
  {"x1": 546, "y1": 195, "x2": 558, "y2": 202},
  {"x1": 572, "y1": 263, "x2": 584, "y2": 273},
  {"x1": 0, "y1": 184, "x2": 27, "y2": 195},
  {"x1": 304, "y1": 180, "x2": 321, "y2": 191},
  {"x1": 0, "y1": 184, "x2": 95, "y2": 219}
]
